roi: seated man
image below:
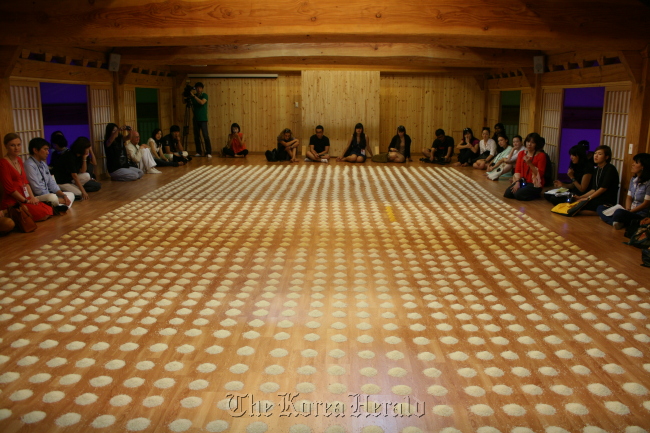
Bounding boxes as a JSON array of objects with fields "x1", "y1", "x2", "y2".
[
  {"x1": 55, "y1": 137, "x2": 102, "y2": 199},
  {"x1": 422, "y1": 128, "x2": 454, "y2": 164},
  {"x1": 125, "y1": 130, "x2": 161, "y2": 174},
  {"x1": 305, "y1": 125, "x2": 330, "y2": 162},
  {"x1": 49, "y1": 131, "x2": 68, "y2": 171},
  {"x1": 161, "y1": 125, "x2": 191, "y2": 164},
  {"x1": 24, "y1": 137, "x2": 74, "y2": 212}
]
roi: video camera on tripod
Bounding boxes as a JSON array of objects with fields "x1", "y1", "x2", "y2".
[{"x1": 183, "y1": 84, "x2": 196, "y2": 106}]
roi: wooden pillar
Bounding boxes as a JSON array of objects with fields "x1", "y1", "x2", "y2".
[
  {"x1": 622, "y1": 47, "x2": 650, "y2": 201},
  {"x1": 530, "y1": 73, "x2": 543, "y2": 132},
  {"x1": 112, "y1": 64, "x2": 133, "y2": 127},
  {"x1": 172, "y1": 74, "x2": 189, "y2": 129},
  {"x1": 0, "y1": 46, "x2": 20, "y2": 157}
]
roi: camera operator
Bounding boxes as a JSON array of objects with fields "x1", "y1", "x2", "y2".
[{"x1": 191, "y1": 82, "x2": 212, "y2": 158}]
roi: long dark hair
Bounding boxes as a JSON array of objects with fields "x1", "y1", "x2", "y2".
[
  {"x1": 71, "y1": 137, "x2": 92, "y2": 155},
  {"x1": 633, "y1": 153, "x2": 650, "y2": 184},
  {"x1": 104, "y1": 123, "x2": 118, "y2": 141},
  {"x1": 352, "y1": 123, "x2": 366, "y2": 148},
  {"x1": 462, "y1": 127, "x2": 477, "y2": 144},
  {"x1": 568, "y1": 144, "x2": 588, "y2": 171},
  {"x1": 151, "y1": 128, "x2": 163, "y2": 144}
]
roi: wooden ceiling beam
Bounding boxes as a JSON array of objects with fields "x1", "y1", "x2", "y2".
[
  {"x1": 118, "y1": 44, "x2": 537, "y2": 69},
  {"x1": 172, "y1": 65, "x2": 489, "y2": 75},
  {"x1": 1, "y1": 1, "x2": 649, "y2": 52}
]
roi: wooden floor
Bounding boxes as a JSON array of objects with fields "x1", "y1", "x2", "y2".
[{"x1": 0, "y1": 156, "x2": 648, "y2": 433}]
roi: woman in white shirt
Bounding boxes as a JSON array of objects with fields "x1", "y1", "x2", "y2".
[{"x1": 472, "y1": 127, "x2": 497, "y2": 170}]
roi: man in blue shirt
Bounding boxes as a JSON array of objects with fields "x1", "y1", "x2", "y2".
[{"x1": 24, "y1": 138, "x2": 74, "y2": 211}]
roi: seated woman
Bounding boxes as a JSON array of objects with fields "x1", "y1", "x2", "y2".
[
  {"x1": 0, "y1": 133, "x2": 53, "y2": 222},
  {"x1": 54, "y1": 137, "x2": 102, "y2": 200},
  {"x1": 338, "y1": 123, "x2": 373, "y2": 163},
  {"x1": 472, "y1": 127, "x2": 497, "y2": 170},
  {"x1": 484, "y1": 133, "x2": 512, "y2": 178},
  {"x1": 573, "y1": 145, "x2": 619, "y2": 214},
  {"x1": 148, "y1": 129, "x2": 180, "y2": 167},
  {"x1": 223, "y1": 123, "x2": 249, "y2": 158},
  {"x1": 454, "y1": 128, "x2": 479, "y2": 167},
  {"x1": 125, "y1": 130, "x2": 160, "y2": 174},
  {"x1": 487, "y1": 134, "x2": 523, "y2": 180},
  {"x1": 387, "y1": 125, "x2": 411, "y2": 163},
  {"x1": 277, "y1": 128, "x2": 299, "y2": 162},
  {"x1": 504, "y1": 132, "x2": 547, "y2": 201},
  {"x1": 493, "y1": 123, "x2": 506, "y2": 152},
  {"x1": 104, "y1": 123, "x2": 144, "y2": 181},
  {"x1": 545, "y1": 144, "x2": 593, "y2": 205},
  {"x1": 597, "y1": 153, "x2": 650, "y2": 229}
]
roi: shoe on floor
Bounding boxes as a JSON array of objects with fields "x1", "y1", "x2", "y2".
[
  {"x1": 321, "y1": 159, "x2": 329, "y2": 163},
  {"x1": 148, "y1": 168, "x2": 162, "y2": 174},
  {"x1": 206, "y1": 154, "x2": 212, "y2": 158},
  {"x1": 54, "y1": 205, "x2": 68, "y2": 215},
  {"x1": 305, "y1": 157, "x2": 310, "y2": 162},
  {"x1": 194, "y1": 153, "x2": 202, "y2": 157},
  {"x1": 613, "y1": 221, "x2": 625, "y2": 230}
]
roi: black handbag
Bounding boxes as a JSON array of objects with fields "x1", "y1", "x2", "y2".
[{"x1": 625, "y1": 225, "x2": 650, "y2": 249}]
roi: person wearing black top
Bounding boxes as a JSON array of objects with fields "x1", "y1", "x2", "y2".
[
  {"x1": 104, "y1": 123, "x2": 143, "y2": 182},
  {"x1": 161, "y1": 125, "x2": 191, "y2": 164},
  {"x1": 387, "y1": 125, "x2": 411, "y2": 163},
  {"x1": 422, "y1": 129, "x2": 453, "y2": 164},
  {"x1": 306, "y1": 125, "x2": 330, "y2": 162},
  {"x1": 493, "y1": 123, "x2": 506, "y2": 151},
  {"x1": 54, "y1": 137, "x2": 102, "y2": 199},
  {"x1": 338, "y1": 123, "x2": 373, "y2": 163},
  {"x1": 574, "y1": 145, "x2": 619, "y2": 213},
  {"x1": 546, "y1": 144, "x2": 594, "y2": 205}
]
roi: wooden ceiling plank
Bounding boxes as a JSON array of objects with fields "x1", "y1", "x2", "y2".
[{"x1": 2, "y1": 0, "x2": 650, "y2": 51}]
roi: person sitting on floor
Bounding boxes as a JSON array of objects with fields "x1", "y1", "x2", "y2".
[
  {"x1": 472, "y1": 127, "x2": 497, "y2": 170},
  {"x1": 597, "y1": 152, "x2": 650, "y2": 229},
  {"x1": 147, "y1": 129, "x2": 180, "y2": 167},
  {"x1": 49, "y1": 130, "x2": 68, "y2": 171},
  {"x1": 306, "y1": 125, "x2": 330, "y2": 162},
  {"x1": 1, "y1": 133, "x2": 53, "y2": 222},
  {"x1": 454, "y1": 128, "x2": 480, "y2": 167},
  {"x1": 484, "y1": 133, "x2": 512, "y2": 179},
  {"x1": 54, "y1": 137, "x2": 102, "y2": 200},
  {"x1": 504, "y1": 132, "x2": 547, "y2": 201},
  {"x1": 24, "y1": 137, "x2": 73, "y2": 212},
  {"x1": 387, "y1": 125, "x2": 411, "y2": 163},
  {"x1": 546, "y1": 144, "x2": 593, "y2": 205},
  {"x1": 421, "y1": 128, "x2": 453, "y2": 164},
  {"x1": 125, "y1": 130, "x2": 161, "y2": 174},
  {"x1": 223, "y1": 123, "x2": 249, "y2": 158},
  {"x1": 573, "y1": 145, "x2": 620, "y2": 214},
  {"x1": 493, "y1": 123, "x2": 506, "y2": 151},
  {"x1": 161, "y1": 125, "x2": 191, "y2": 165},
  {"x1": 339, "y1": 123, "x2": 373, "y2": 163},
  {"x1": 104, "y1": 123, "x2": 143, "y2": 182},
  {"x1": 486, "y1": 134, "x2": 523, "y2": 180},
  {"x1": 276, "y1": 128, "x2": 300, "y2": 162}
]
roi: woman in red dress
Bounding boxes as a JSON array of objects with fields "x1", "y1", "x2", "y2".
[{"x1": 1, "y1": 133, "x2": 53, "y2": 222}]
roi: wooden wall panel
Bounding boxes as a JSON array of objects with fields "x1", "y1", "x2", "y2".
[
  {"x1": 601, "y1": 86, "x2": 631, "y2": 201},
  {"x1": 487, "y1": 90, "x2": 501, "y2": 133},
  {"x1": 89, "y1": 86, "x2": 113, "y2": 177},
  {"x1": 379, "y1": 75, "x2": 484, "y2": 153},
  {"x1": 302, "y1": 71, "x2": 380, "y2": 156},
  {"x1": 123, "y1": 87, "x2": 137, "y2": 131},
  {"x1": 159, "y1": 88, "x2": 173, "y2": 135},
  {"x1": 199, "y1": 75, "x2": 300, "y2": 154},
  {"x1": 519, "y1": 90, "x2": 532, "y2": 139},
  {"x1": 540, "y1": 88, "x2": 564, "y2": 177},
  {"x1": 9, "y1": 80, "x2": 43, "y2": 157}
]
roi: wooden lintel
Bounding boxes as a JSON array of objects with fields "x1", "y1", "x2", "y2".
[
  {"x1": 487, "y1": 75, "x2": 531, "y2": 90},
  {"x1": 541, "y1": 63, "x2": 631, "y2": 87},
  {"x1": 10, "y1": 58, "x2": 113, "y2": 83}
]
